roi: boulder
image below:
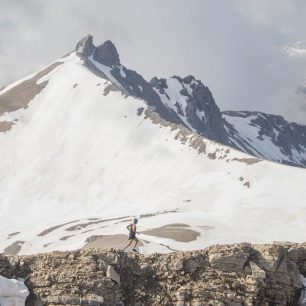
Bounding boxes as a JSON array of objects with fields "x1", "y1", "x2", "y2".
[
  {"x1": 208, "y1": 244, "x2": 251, "y2": 272},
  {"x1": 106, "y1": 265, "x2": 120, "y2": 284}
]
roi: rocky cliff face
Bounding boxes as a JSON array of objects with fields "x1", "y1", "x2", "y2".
[
  {"x1": 150, "y1": 75, "x2": 227, "y2": 143},
  {"x1": 1, "y1": 243, "x2": 306, "y2": 306},
  {"x1": 223, "y1": 111, "x2": 306, "y2": 167},
  {"x1": 93, "y1": 41, "x2": 120, "y2": 67}
]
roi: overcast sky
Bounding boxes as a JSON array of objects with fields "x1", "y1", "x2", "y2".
[{"x1": 1, "y1": 0, "x2": 306, "y2": 123}]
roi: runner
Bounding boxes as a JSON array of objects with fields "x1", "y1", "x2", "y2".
[{"x1": 123, "y1": 218, "x2": 139, "y2": 252}]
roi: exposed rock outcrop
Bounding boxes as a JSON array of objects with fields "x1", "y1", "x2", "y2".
[
  {"x1": 93, "y1": 40, "x2": 120, "y2": 66},
  {"x1": 151, "y1": 75, "x2": 227, "y2": 143},
  {"x1": 76, "y1": 34, "x2": 95, "y2": 57},
  {"x1": 224, "y1": 111, "x2": 306, "y2": 167},
  {"x1": 0, "y1": 62, "x2": 62, "y2": 116},
  {"x1": 1, "y1": 243, "x2": 306, "y2": 305}
]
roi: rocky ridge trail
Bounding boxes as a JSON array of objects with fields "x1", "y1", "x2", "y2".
[{"x1": 1, "y1": 243, "x2": 306, "y2": 305}]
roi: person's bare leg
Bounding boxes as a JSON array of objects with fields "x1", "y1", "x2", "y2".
[
  {"x1": 123, "y1": 240, "x2": 132, "y2": 251},
  {"x1": 133, "y1": 238, "x2": 139, "y2": 250}
]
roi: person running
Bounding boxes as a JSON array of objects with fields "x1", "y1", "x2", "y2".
[{"x1": 123, "y1": 218, "x2": 139, "y2": 252}]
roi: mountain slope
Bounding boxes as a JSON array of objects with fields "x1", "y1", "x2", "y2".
[
  {"x1": 0, "y1": 36, "x2": 306, "y2": 255},
  {"x1": 223, "y1": 111, "x2": 306, "y2": 167}
]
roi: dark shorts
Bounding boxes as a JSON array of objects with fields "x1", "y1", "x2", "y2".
[{"x1": 129, "y1": 231, "x2": 136, "y2": 240}]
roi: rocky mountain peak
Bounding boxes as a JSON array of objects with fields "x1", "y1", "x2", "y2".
[
  {"x1": 181, "y1": 75, "x2": 196, "y2": 84},
  {"x1": 75, "y1": 34, "x2": 95, "y2": 57},
  {"x1": 149, "y1": 77, "x2": 168, "y2": 93},
  {"x1": 93, "y1": 40, "x2": 120, "y2": 66},
  {"x1": 76, "y1": 35, "x2": 120, "y2": 67}
]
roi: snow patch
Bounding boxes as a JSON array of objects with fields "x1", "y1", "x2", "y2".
[
  {"x1": 87, "y1": 55, "x2": 129, "y2": 95},
  {"x1": 299, "y1": 274, "x2": 306, "y2": 306},
  {"x1": 0, "y1": 275, "x2": 29, "y2": 306},
  {"x1": 196, "y1": 109, "x2": 206, "y2": 123},
  {"x1": 154, "y1": 77, "x2": 193, "y2": 130},
  {"x1": 119, "y1": 66, "x2": 126, "y2": 78}
]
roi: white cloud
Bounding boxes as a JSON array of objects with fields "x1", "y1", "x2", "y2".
[{"x1": 284, "y1": 40, "x2": 306, "y2": 58}]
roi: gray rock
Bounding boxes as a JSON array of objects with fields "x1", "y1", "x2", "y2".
[
  {"x1": 93, "y1": 40, "x2": 120, "y2": 66},
  {"x1": 150, "y1": 76, "x2": 227, "y2": 143},
  {"x1": 76, "y1": 34, "x2": 95, "y2": 57},
  {"x1": 250, "y1": 261, "x2": 266, "y2": 279},
  {"x1": 208, "y1": 244, "x2": 251, "y2": 272},
  {"x1": 223, "y1": 110, "x2": 306, "y2": 167},
  {"x1": 106, "y1": 264, "x2": 120, "y2": 283},
  {"x1": 1, "y1": 243, "x2": 306, "y2": 305},
  {"x1": 175, "y1": 287, "x2": 190, "y2": 301},
  {"x1": 173, "y1": 259, "x2": 183, "y2": 271}
]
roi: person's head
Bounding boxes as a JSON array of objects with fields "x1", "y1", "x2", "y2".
[{"x1": 133, "y1": 218, "x2": 138, "y2": 224}]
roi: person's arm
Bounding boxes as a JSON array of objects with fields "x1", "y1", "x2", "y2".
[
  {"x1": 135, "y1": 225, "x2": 140, "y2": 235},
  {"x1": 126, "y1": 224, "x2": 131, "y2": 231}
]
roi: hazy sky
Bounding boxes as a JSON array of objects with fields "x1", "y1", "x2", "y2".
[{"x1": 1, "y1": 0, "x2": 306, "y2": 123}]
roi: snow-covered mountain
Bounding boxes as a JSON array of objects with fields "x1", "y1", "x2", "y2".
[
  {"x1": 0, "y1": 35, "x2": 306, "y2": 255},
  {"x1": 76, "y1": 35, "x2": 306, "y2": 168}
]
